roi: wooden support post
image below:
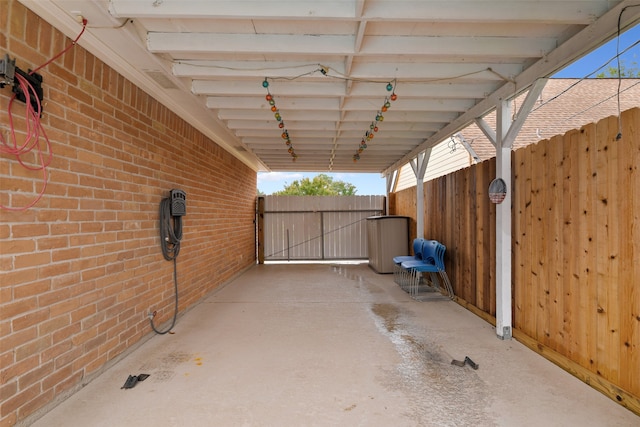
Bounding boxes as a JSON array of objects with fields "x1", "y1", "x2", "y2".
[
  {"x1": 257, "y1": 196, "x2": 265, "y2": 264},
  {"x1": 410, "y1": 150, "x2": 430, "y2": 239},
  {"x1": 385, "y1": 170, "x2": 397, "y2": 215},
  {"x1": 493, "y1": 78, "x2": 547, "y2": 340},
  {"x1": 495, "y1": 99, "x2": 512, "y2": 339}
]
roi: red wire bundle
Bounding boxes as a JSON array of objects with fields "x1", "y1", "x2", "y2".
[{"x1": 1, "y1": 19, "x2": 86, "y2": 211}]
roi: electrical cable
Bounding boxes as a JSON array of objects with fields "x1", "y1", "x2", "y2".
[
  {"x1": 566, "y1": 80, "x2": 640, "y2": 121},
  {"x1": 158, "y1": 196, "x2": 182, "y2": 261},
  {"x1": 530, "y1": 39, "x2": 640, "y2": 115},
  {"x1": 198, "y1": 61, "x2": 507, "y2": 86},
  {"x1": 614, "y1": 4, "x2": 640, "y2": 139},
  {"x1": 150, "y1": 197, "x2": 182, "y2": 334},
  {"x1": 1, "y1": 19, "x2": 87, "y2": 211}
]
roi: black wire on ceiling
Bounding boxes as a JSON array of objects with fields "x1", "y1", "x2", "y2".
[{"x1": 614, "y1": 4, "x2": 640, "y2": 139}]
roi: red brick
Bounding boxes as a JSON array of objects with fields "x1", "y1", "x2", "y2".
[
  {"x1": 0, "y1": 354, "x2": 38, "y2": 384},
  {"x1": 41, "y1": 339, "x2": 72, "y2": 362},
  {"x1": 49, "y1": 298, "x2": 82, "y2": 318},
  {"x1": 36, "y1": 236, "x2": 69, "y2": 251},
  {"x1": 4, "y1": 238, "x2": 36, "y2": 258},
  {"x1": 0, "y1": 383, "x2": 40, "y2": 419},
  {"x1": 0, "y1": 380, "x2": 17, "y2": 403},
  {"x1": 70, "y1": 305, "x2": 96, "y2": 323},
  {"x1": 0, "y1": 413, "x2": 18, "y2": 427},
  {"x1": 14, "y1": 252, "x2": 51, "y2": 269},
  {"x1": 42, "y1": 363, "x2": 73, "y2": 391},
  {"x1": 53, "y1": 370, "x2": 83, "y2": 395},
  {"x1": 50, "y1": 222, "x2": 80, "y2": 235},
  {"x1": 17, "y1": 388, "x2": 54, "y2": 420},
  {"x1": 51, "y1": 247, "x2": 81, "y2": 262},
  {"x1": 1, "y1": 298, "x2": 37, "y2": 319},
  {"x1": 2, "y1": 2, "x2": 258, "y2": 423},
  {"x1": 10, "y1": 224, "x2": 48, "y2": 238},
  {"x1": 71, "y1": 326, "x2": 97, "y2": 347},
  {"x1": 15, "y1": 336, "x2": 51, "y2": 361},
  {"x1": 37, "y1": 288, "x2": 70, "y2": 308},
  {"x1": 18, "y1": 359, "x2": 54, "y2": 390},
  {"x1": 39, "y1": 263, "x2": 71, "y2": 279},
  {"x1": 38, "y1": 315, "x2": 70, "y2": 336},
  {"x1": 11, "y1": 308, "x2": 49, "y2": 331},
  {"x1": 81, "y1": 267, "x2": 106, "y2": 281}
]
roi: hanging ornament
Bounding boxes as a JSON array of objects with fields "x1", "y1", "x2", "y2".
[
  {"x1": 351, "y1": 80, "x2": 397, "y2": 162},
  {"x1": 263, "y1": 78, "x2": 298, "y2": 160}
]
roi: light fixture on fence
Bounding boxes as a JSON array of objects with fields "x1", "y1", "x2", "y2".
[{"x1": 488, "y1": 178, "x2": 507, "y2": 204}]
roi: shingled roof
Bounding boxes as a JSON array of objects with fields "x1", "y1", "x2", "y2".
[{"x1": 462, "y1": 78, "x2": 640, "y2": 161}]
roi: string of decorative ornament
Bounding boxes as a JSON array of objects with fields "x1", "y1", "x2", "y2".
[
  {"x1": 262, "y1": 78, "x2": 297, "y2": 161},
  {"x1": 353, "y1": 80, "x2": 397, "y2": 162},
  {"x1": 262, "y1": 70, "x2": 400, "y2": 162}
]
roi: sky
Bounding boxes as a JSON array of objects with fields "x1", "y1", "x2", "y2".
[{"x1": 257, "y1": 24, "x2": 639, "y2": 196}]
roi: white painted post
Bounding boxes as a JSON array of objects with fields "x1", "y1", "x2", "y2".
[
  {"x1": 385, "y1": 171, "x2": 397, "y2": 215},
  {"x1": 410, "y1": 150, "x2": 430, "y2": 239},
  {"x1": 494, "y1": 79, "x2": 547, "y2": 340},
  {"x1": 495, "y1": 98, "x2": 512, "y2": 339}
]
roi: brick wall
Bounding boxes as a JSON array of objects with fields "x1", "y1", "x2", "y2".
[{"x1": 0, "y1": 2, "x2": 257, "y2": 425}]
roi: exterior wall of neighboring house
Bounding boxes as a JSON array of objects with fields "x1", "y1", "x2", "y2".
[
  {"x1": 394, "y1": 78, "x2": 640, "y2": 190},
  {"x1": 0, "y1": 3, "x2": 257, "y2": 426},
  {"x1": 394, "y1": 136, "x2": 473, "y2": 192}
]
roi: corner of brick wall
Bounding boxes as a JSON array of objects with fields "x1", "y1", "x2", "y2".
[{"x1": 0, "y1": 2, "x2": 257, "y2": 425}]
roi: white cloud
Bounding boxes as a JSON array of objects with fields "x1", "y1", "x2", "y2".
[{"x1": 257, "y1": 171, "x2": 304, "y2": 183}]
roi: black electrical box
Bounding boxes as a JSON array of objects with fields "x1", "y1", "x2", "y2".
[{"x1": 170, "y1": 189, "x2": 186, "y2": 217}]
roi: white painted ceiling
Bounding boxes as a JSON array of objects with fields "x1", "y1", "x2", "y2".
[{"x1": 19, "y1": 0, "x2": 640, "y2": 174}]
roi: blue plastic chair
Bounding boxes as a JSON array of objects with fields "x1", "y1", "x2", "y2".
[
  {"x1": 393, "y1": 238, "x2": 425, "y2": 264},
  {"x1": 401, "y1": 242, "x2": 453, "y2": 299},
  {"x1": 395, "y1": 239, "x2": 437, "y2": 292},
  {"x1": 392, "y1": 238, "x2": 424, "y2": 287}
]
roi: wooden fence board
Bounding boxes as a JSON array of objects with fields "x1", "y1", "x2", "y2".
[
  {"x1": 391, "y1": 108, "x2": 640, "y2": 410},
  {"x1": 475, "y1": 164, "x2": 488, "y2": 311},
  {"x1": 617, "y1": 112, "x2": 634, "y2": 393},
  {"x1": 623, "y1": 108, "x2": 640, "y2": 395},
  {"x1": 605, "y1": 116, "x2": 621, "y2": 387},
  {"x1": 513, "y1": 148, "x2": 524, "y2": 325},
  {"x1": 461, "y1": 169, "x2": 473, "y2": 302},
  {"x1": 583, "y1": 122, "x2": 599, "y2": 381},
  {"x1": 595, "y1": 116, "x2": 614, "y2": 382},
  {"x1": 529, "y1": 139, "x2": 545, "y2": 344},
  {"x1": 548, "y1": 134, "x2": 564, "y2": 353},
  {"x1": 489, "y1": 159, "x2": 497, "y2": 315},
  {"x1": 564, "y1": 130, "x2": 580, "y2": 362},
  {"x1": 515, "y1": 144, "x2": 533, "y2": 334}
]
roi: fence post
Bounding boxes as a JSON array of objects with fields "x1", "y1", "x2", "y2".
[{"x1": 257, "y1": 196, "x2": 265, "y2": 264}]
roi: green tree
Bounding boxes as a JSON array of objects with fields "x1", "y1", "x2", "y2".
[
  {"x1": 274, "y1": 174, "x2": 357, "y2": 196},
  {"x1": 596, "y1": 60, "x2": 640, "y2": 77}
]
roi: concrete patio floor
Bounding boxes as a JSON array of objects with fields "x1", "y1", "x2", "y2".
[{"x1": 31, "y1": 262, "x2": 638, "y2": 426}]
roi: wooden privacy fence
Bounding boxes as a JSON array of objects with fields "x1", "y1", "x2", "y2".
[
  {"x1": 391, "y1": 108, "x2": 639, "y2": 414},
  {"x1": 258, "y1": 195, "x2": 385, "y2": 261}
]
